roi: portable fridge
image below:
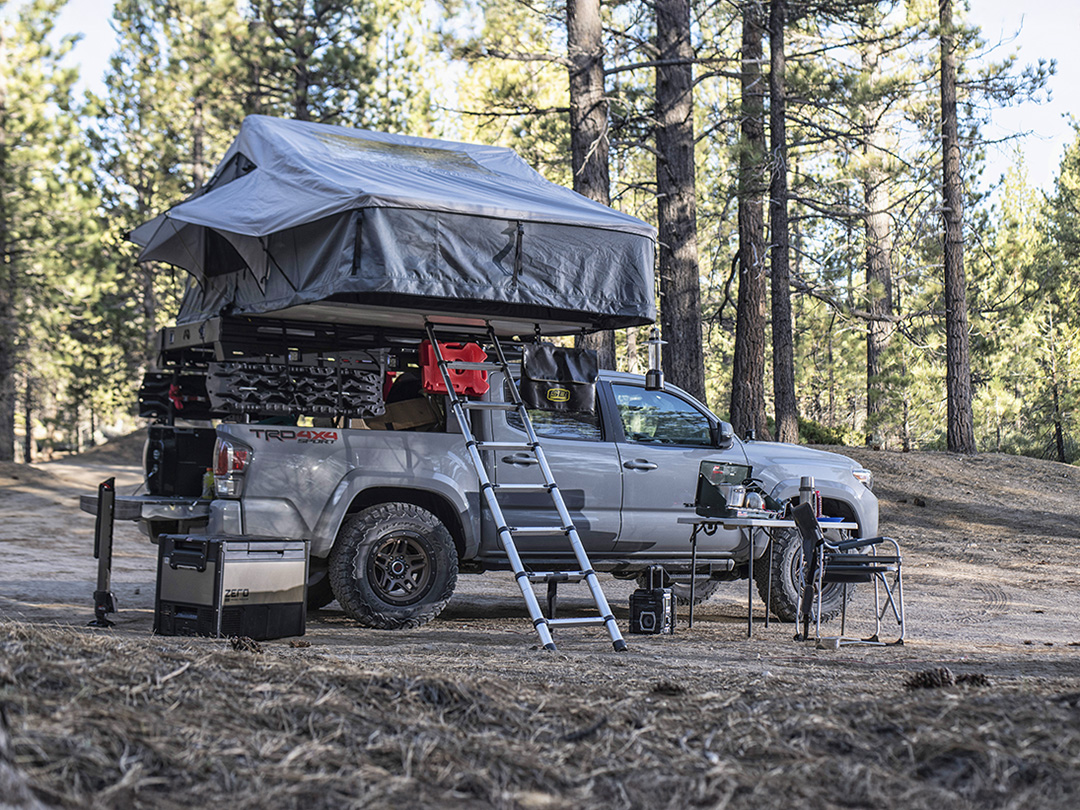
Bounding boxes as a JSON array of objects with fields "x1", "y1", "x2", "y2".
[{"x1": 155, "y1": 535, "x2": 307, "y2": 640}]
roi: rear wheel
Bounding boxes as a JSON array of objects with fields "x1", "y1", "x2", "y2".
[
  {"x1": 328, "y1": 502, "x2": 458, "y2": 629},
  {"x1": 754, "y1": 527, "x2": 848, "y2": 622}
]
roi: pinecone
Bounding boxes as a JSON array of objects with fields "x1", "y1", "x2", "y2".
[
  {"x1": 904, "y1": 666, "x2": 955, "y2": 690},
  {"x1": 229, "y1": 635, "x2": 263, "y2": 654}
]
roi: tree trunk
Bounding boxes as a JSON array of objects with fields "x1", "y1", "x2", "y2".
[
  {"x1": 22, "y1": 375, "x2": 31, "y2": 463},
  {"x1": 769, "y1": 0, "x2": 798, "y2": 443},
  {"x1": 730, "y1": 1, "x2": 769, "y2": 440},
  {"x1": 0, "y1": 119, "x2": 14, "y2": 462},
  {"x1": 626, "y1": 327, "x2": 640, "y2": 373},
  {"x1": 1045, "y1": 311, "x2": 1067, "y2": 463},
  {"x1": 939, "y1": 0, "x2": 976, "y2": 453},
  {"x1": 862, "y1": 41, "x2": 895, "y2": 448},
  {"x1": 567, "y1": 0, "x2": 615, "y2": 368},
  {"x1": 292, "y1": 9, "x2": 311, "y2": 121},
  {"x1": 192, "y1": 95, "x2": 206, "y2": 191},
  {"x1": 655, "y1": 0, "x2": 706, "y2": 403},
  {"x1": 1051, "y1": 370, "x2": 1066, "y2": 463}
]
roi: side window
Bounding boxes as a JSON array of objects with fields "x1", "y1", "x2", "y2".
[
  {"x1": 504, "y1": 380, "x2": 603, "y2": 441},
  {"x1": 612, "y1": 384, "x2": 712, "y2": 447}
]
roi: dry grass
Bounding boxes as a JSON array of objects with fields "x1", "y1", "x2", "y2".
[{"x1": 3, "y1": 622, "x2": 1079, "y2": 809}]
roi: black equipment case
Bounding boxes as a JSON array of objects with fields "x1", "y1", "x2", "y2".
[
  {"x1": 628, "y1": 567, "x2": 674, "y2": 635},
  {"x1": 155, "y1": 535, "x2": 307, "y2": 640}
]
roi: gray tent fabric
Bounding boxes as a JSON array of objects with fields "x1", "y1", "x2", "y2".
[{"x1": 131, "y1": 116, "x2": 657, "y2": 333}]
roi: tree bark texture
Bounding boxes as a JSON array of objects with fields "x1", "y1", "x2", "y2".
[
  {"x1": 655, "y1": 0, "x2": 706, "y2": 403},
  {"x1": 939, "y1": 0, "x2": 976, "y2": 453},
  {"x1": 567, "y1": 0, "x2": 615, "y2": 368},
  {"x1": 0, "y1": 117, "x2": 15, "y2": 462},
  {"x1": 22, "y1": 376, "x2": 31, "y2": 463},
  {"x1": 862, "y1": 41, "x2": 895, "y2": 447},
  {"x1": 192, "y1": 96, "x2": 206, "y2": 191},
  {"x1": 768, "y1": 0, "x2": 798, "y2": 443},
  {"x1": 730, "y1": 1, "x2": 769, "y2": 440}
]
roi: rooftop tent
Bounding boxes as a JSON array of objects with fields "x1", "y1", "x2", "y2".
[{"x1": 131, "y1": 116, "x2": 657, "y2": 336}]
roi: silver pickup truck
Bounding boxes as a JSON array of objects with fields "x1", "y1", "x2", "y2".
[{"x1": 195, "y1": 368, "x2": 877, "y2": 630}]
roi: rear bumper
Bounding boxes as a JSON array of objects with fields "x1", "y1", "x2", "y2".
[{"x1": 79, "y1": 493, "x2": 211, "y2": 523}]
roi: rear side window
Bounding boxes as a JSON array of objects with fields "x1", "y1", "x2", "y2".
[
  {"x1": 612, "y1": 384, "x2": 712, "y2": 446},
  {"x1": 504, "y1": 381, "x2": 602, "y2": 441}
]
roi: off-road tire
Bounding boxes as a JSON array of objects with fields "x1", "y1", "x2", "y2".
[
  {"x1": 753, "y1": 527, "x2": 848, "y2": 623},
  {"x1": 328, "y1": 503, "x2": 458, "y2": 629},
  {"x1": 636, "y1": 572, "x2": 722, "y2": 605}
]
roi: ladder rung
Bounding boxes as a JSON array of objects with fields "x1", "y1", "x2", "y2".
[
  {"x1": 549, "y1": 617, "x2": 609, "y2": 628},
  {"x1": 460, "y1": 401, "x2": 517, "y2": 411},
  {"x1": 509, "y1": 526, "x2": 571, "y2": 536},
  {"x1": 444, "y1": 360, "x2": 502, "y2": 371},
  {"x1": 475, "y1": 441, "x2": 536, "y2": 452},
  {"x1": 526, "y1": 572, "x2": 588, "y2": 583},
  {"x1": 494, "y1": 483, "x2": 552, "y2": 493}
]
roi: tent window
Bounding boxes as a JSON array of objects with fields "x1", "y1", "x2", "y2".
[
  {"x1": 351, "y1": 209, "x2": 364, "y2": 275},
  {"x1": 204, "y1": 151, "x2": 256, "y2": 193},
  {"x1": 204, "y1": 229, "x2": 247, "y2": 277}
]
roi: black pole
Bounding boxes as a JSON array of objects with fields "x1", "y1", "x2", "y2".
[{"x1": 89, "y1": 477, "x2": 117, "y2": 627}]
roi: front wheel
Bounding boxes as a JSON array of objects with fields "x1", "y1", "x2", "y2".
[
  {"x1": 753, "y1": 527, "x2": 848, "y2": 623},
  {"x1": 328, "y1": 502, "x2": 458, "y2": 629}
]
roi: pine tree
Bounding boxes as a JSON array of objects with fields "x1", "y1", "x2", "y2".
[
  {"x1": 655, "y1": 0, "x2": 705, "y2": 402},
  {"x1": 768, "y1": 0, "x2": 797, "y2": 442},
  {"x1": 730, "y1": 0, "x2": 769, "y2": 440},
  {"x1": 0, "y1": 0, "x2": 95, "y2": 460},
  {"x1": 939, "y1": 0, "x2": 975, "y2": 453},
  {"x1": 241, "y1": 0, "x2": 379, "y2": 123},
  {"x1": 567, "y1": 0, "x2": 616, "y2": 369}
]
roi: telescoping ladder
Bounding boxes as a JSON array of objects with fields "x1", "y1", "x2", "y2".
[{"x1": 424, "y1": 322, "x2": 627, "y2": 652}]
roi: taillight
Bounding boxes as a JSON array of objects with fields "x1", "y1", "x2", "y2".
[
  {"x1": 214, "y1": 437, "x2": 250, "y2": 475},
  {"x1": 213, "y1": 437, "x2": 251, "y2": 497}
]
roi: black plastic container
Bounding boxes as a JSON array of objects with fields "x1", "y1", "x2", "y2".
[{"x1": 629, "y1": 587, "x2": 675, "y2": 635}]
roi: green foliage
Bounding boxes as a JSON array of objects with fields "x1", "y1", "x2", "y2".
[
  {"x1": 797, "y1": 416, "x2": 852, "y2": 446},
  {"x1": 0, "y1": 0, "x2": 113, "y2": 459}
]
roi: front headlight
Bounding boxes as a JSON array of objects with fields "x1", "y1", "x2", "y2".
[{"x1": 852, "y1": 468, "x2": 874, "y2": 491}]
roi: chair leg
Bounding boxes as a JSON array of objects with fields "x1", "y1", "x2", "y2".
[
  {"x1": 815, "y1": 564, "x2": 824, "y2": 644},
  {"x1": 839, "y1": 582, "x2": 848, "y2": 636},
  {"x1": 895, "y1": 567, "x2": 905, "y2": 644},
  {"x1": 878, "y1": 565, "x2": 905, "y2": 645}
]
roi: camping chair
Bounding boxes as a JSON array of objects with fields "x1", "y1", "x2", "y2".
[{"x1": 792, "y1": 501, "x2": 905, "y2": 647}]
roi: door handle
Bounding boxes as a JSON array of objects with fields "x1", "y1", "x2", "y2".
[
  {"x1": 502, "y1": 453, "x2": 539, "y2": 466},
  {"x1": 623, "y1": 459, "x2": 658, "y2": 471}
]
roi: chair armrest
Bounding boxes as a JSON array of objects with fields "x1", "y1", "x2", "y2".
[{"x1": 834, "y1": 535, "x2": 896, "y2": 552}]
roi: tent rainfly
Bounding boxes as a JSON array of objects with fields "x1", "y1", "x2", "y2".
[{"x1": 130, "y1": 116, "x2": 657, "y2": 336}]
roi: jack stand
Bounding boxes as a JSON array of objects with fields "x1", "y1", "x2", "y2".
[{"x1": 88, "y1": 478, "x2": 117, "y2": 628}]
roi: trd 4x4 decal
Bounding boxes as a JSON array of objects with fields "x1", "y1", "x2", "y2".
[{"x1": 249, "y1": 429, "x2": 338, "y2": 444}]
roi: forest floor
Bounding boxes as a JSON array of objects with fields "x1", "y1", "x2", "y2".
[{"x1": 2, "y1": 436, "x2": 1080, "y2": 808}]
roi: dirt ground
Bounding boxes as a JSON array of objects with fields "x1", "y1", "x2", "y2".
[{"x1": 2, "y1": 436, "x2": 1080, "y2": 808}]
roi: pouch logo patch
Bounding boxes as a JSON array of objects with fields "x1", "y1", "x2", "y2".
[{"x1": 546, "y1": 387, "x2": 570, "y2": 403}]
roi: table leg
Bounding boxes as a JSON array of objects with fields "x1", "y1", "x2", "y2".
[
  {"x1": 747, "y1": 528, "x2": 753, "y2": 638},
  {"x1": 689, "y1": 526, "x2": 699, "y2": 629},
  {"x1": 765, "y1": 527, "x2": 774, "y2": 629}
]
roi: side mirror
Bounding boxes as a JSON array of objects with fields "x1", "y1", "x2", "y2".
[{"x1": 712, "y1": 421, "x2": 734, "y2": 450}]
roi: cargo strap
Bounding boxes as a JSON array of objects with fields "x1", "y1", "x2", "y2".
[{"x1": 424, "y1": 322, "x2": 627, "y2": 652}]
